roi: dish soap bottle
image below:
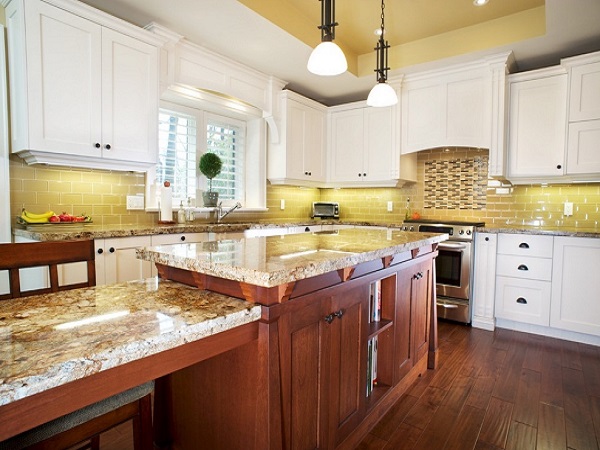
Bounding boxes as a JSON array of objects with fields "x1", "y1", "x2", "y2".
[
  {"x1": 404, "y1": 198, "x2": 411, "y2": 220},
  {"x1": 177, "y1": 201, "x2": 186, "y2": 224}
]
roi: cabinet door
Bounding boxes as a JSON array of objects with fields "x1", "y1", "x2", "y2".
[
  {"x1": 286, "y1": 101, "x2": 325, "y2": 182},
  {"x1": 566, "y1": 119, "x2": 600, "y2": 174},
  {"x1": 412, "y1": 260, "x2": 433, "y2": 363},
  {"x1": 326, "y1": 284, "x2": 368, "y2": 449},
  {"x1": 101, "y1": 28, "x2": 158, "y2": 164},
  {"x1": 569, "y1": 61, "x2": 600, "y2": 121},
  {"x1": 280, "y1": 297, "x2": 329, "y2": 450},
  {"x1": 495, "y1": 276, "x2": 551, "y2": 326},
  {"x1": 551, "y1": 237, "x2": 600, "y2": 336},
  {"x1": 394, "y1": 258, "x2": 432, "y2": 382},
  {"x1": 471, "y1": 233, "x2": 497, "y2": 331},
  {"x1": 96, "y1": 236, "x2": 152, "y2": 286},
  {"x1": 24, "y1": 1, "x2": 102, "y2": 156},
  {"x1": 507, "y1": 75, "x2": 567, "y2": 179},
  {"x1": 329, "y1": 109, "x2": 365, "y2": 182},
  {"x1": 364, "y1": 107, "x2": 398, "y2": 181}
]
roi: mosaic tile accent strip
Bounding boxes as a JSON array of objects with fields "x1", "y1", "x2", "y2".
[{"x1": 424, "y1": 156, "x2": 488, "y2": 209}]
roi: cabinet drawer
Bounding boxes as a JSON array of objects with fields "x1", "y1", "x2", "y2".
[
  {"x1": 497, "y1": 233, "x2": 553, "y2": 258},
  {"x1": 495, "y1": 276, "x2": 551, "y2": 325},
  {"x1": 496, "y1": 254, "x2": 553, "y2": 281}
]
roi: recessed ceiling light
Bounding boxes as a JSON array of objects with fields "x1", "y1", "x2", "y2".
[{"x1": 473, "y1": 0, "x2": 489, "y2": 5}]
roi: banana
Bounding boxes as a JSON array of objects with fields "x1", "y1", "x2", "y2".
[{"x1": 22, "y1": 209, "x2": 54, "y2": 220}]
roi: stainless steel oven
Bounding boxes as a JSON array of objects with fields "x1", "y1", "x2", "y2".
[{"x1": 402, "y1": 220, "x2": 484, "y2": 324}]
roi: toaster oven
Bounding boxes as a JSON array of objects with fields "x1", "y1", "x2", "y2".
[{"x1": 312, "y1": 202, "x2": 339, "y2": 219}]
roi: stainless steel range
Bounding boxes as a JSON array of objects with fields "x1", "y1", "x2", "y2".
[{"x1": 402, "y1": 219, "x2": 484, "y2": 324}]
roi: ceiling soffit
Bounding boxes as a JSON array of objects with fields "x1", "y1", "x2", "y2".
[{"x1": 238, "y1": 0, "x2": 546, "y2": 76}]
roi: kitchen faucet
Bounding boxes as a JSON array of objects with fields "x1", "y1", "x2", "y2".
[{"x1": 216, "y1": 202, "x2": 242, "y2": 223}]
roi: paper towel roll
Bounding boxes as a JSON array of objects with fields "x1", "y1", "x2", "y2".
[{"x1": 160, "y1": 185, "x2": 173, "y2": 222}]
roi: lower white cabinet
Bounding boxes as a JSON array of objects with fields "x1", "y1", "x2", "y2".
[
  {"x1": 550, "y1": 236, "x2": 600, "y2": 336},
  {"x1": 495, "y1": 277, "x2": 552, "y2": 326},
  {"x1": 95, "y1": 236, "x2": 153, "y2": 286},
  {"x1": 494, "y1": 233, "x2": 553, "y2": 326},
  {"x1": 471, "y1": 233, "x2": 497, "y2": 330}
]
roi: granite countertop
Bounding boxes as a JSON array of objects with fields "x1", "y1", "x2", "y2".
[
  {"x1": 477, "y1": 224, "x2": 600, "y2": 238},
  {"x1": 137, "y1": 228, "x2": 448, "y2": 288},
  {"x1": 0, "y1": 279, "x2": 261, "y2": 406}
]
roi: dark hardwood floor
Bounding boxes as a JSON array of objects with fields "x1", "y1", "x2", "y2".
[
  {"x1": 356, "y1": 320, "x2": 600, "y2": 450},
  {"x1": 97, "y1": 321, "x2": 600, "y2": 450}
]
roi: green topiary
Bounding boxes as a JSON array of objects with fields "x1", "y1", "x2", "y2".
[{"x1": 199, "y1": 153, "x2": 222, "y2": 192}]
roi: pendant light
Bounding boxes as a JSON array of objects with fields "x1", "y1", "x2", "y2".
[
  {"x1": 307, "y1": 0, "x2": 348, "y2": 76},
  {"x1": 366, "y1": 0, "x2": 398, "y2": 107}
]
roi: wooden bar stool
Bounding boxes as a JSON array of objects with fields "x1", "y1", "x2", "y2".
[{"x1": 0, "y1": 240, "x2": 154, "y2": 450}]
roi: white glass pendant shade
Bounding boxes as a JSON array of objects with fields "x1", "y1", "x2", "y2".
[
  {"x1": 307, "y1": 41, "x2": 348, "y2": 76},
  {"x1": 367, "y1": 81, "x2": 398, "y2": 107}
]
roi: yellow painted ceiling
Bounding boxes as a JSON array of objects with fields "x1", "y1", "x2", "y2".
[{"x1": 238, "y1": 0, "x2": 545, "y2": 76}]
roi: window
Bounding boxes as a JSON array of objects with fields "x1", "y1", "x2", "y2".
[
  {"x1": 149, "y1": 102, "x2": 253, "y2": 209},
  {"x1": 206, "y1": 116, "x2": 245, "y2": 201}
]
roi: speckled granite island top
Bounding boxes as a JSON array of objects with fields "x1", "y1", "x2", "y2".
[
  {"x1": 0, "y1": 279, "x2": 261, "y2": 407},
  {"x1": 137, "y1": 228, "x2": 448, "y2": 288}
]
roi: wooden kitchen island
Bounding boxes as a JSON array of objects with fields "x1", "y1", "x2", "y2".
[{"x1": 138, "y1": 228, "x2": 447, "y2": 450}]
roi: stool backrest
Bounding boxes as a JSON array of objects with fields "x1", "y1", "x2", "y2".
[{"x1": 0, "y1": 240, "x2": 96, "y2": 300}]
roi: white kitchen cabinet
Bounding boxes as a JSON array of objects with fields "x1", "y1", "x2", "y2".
[
  {"x1": 564, "y1": 52, "x2": 600, "y2": 178},
  {"x1": 471, "y1": 233, "x2": 497, "y2": 331},
  {"x1": 566, "y1": 120, "x2": 600, "y2": 174},
  {"x1": 328, "y1": 102, "x2": 408, "y2": 187},
  {"x1": 506, "y1": 69, "x2": 568, "y2": 182},
  {"x1": 567, "y1": 57, "x2": 600, "y2": 121},
  {"x1": 268, "y1": 90, "x2": 326, "y2": 186},
  {"x1": 495, "y1": 233, "x2": 553, "y2": 326},
  {"x1": 401, "y1": 70, "x2": 491, "y2": 153},
  {"x1": 95, "y1": 236, "x2": 153, "y2": 286},
  {"x1": 550, "y1": 236, "x2": 600, "y2": 337},
  {"x1": 5, "y1": 0, "x2": 160, "y2": 171}
]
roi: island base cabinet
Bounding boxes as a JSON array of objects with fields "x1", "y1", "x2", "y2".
[
  {"x1": 278, "y1": 282, "x2": 368, "y2": 450},
  {"x1": 152, "y1": 247, "x2": 438, "y2": 450}
]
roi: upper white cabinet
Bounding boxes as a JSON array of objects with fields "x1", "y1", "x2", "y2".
[
  {"x1": 401, "y1": 68, "x2": 491, "y2": 153},
  {"x1": 551, "y1": 236, "x2": 600, "y2": 337},
  {"x1": 564, "y1": 52, "x2": 600, "y2": 176},
  {"x1": 328, "y1": 101, "x2": 415, "y2": 187},
  {"x1": 268, "y1": 90, "x2": 326, "y2": 187},
  {"x1": 5, "y1": 0, "x2": 162, "y2": 171},
  {"x1": 506, "y1": 68, "x2": 568, "y2": 182}
]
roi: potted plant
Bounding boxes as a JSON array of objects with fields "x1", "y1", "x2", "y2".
[{"x1": 199, "y1": 152, "x2": 222, "y2": 207}]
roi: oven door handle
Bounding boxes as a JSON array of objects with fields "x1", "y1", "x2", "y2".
[{"x1": 438, "y1": 242, "x2": 468, "y2": 251}]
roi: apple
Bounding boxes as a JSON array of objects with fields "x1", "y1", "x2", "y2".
[
  {"x1": 59, "y1": 212, "x2": 74, "y2": 222},
  {"x1": 164, "y1": 180, "x2": 171, "y2": 187},
  {"x1": 49, "y1": 215, "x2": 60, "y2": 223}
]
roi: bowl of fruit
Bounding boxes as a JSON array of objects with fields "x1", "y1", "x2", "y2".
[{"x1": 18, "y1": 209, "x2": 92, "y2": 226}]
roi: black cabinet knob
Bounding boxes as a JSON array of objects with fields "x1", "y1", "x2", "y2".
[
  {"x1": 94, "y1": 142, "x2": 101, "y2": 148},
  {"x1": 485, "y1": 237, "x2": 489, "y2": 241},
  {"x1": 334, "y1": 310, "x2": 344, "y2": 320},
  {"x1": 363, "y1": 173, "x2": 367, "y2": 177},
  {"x1": 180, "y1": 236, "x2": 186, "y2": 241},
  {"x1": 105, "y1": 144, "x2": 111, "y2": 150},
  {"x1": 324, "y1": 314, "x2": 334, "y2": 324},
  {"x1": 557, "y1": 164, "x2": 562, "y2": 169},
  {"x1": 305, "y1": 227, "x2": 310, "y2": 232},
  {"x1": 109, "y1": 247, "x2": 115, "y2": 253},
  {"x1": 97, "y1": 248, "x2": 103, "y2": 254}
]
